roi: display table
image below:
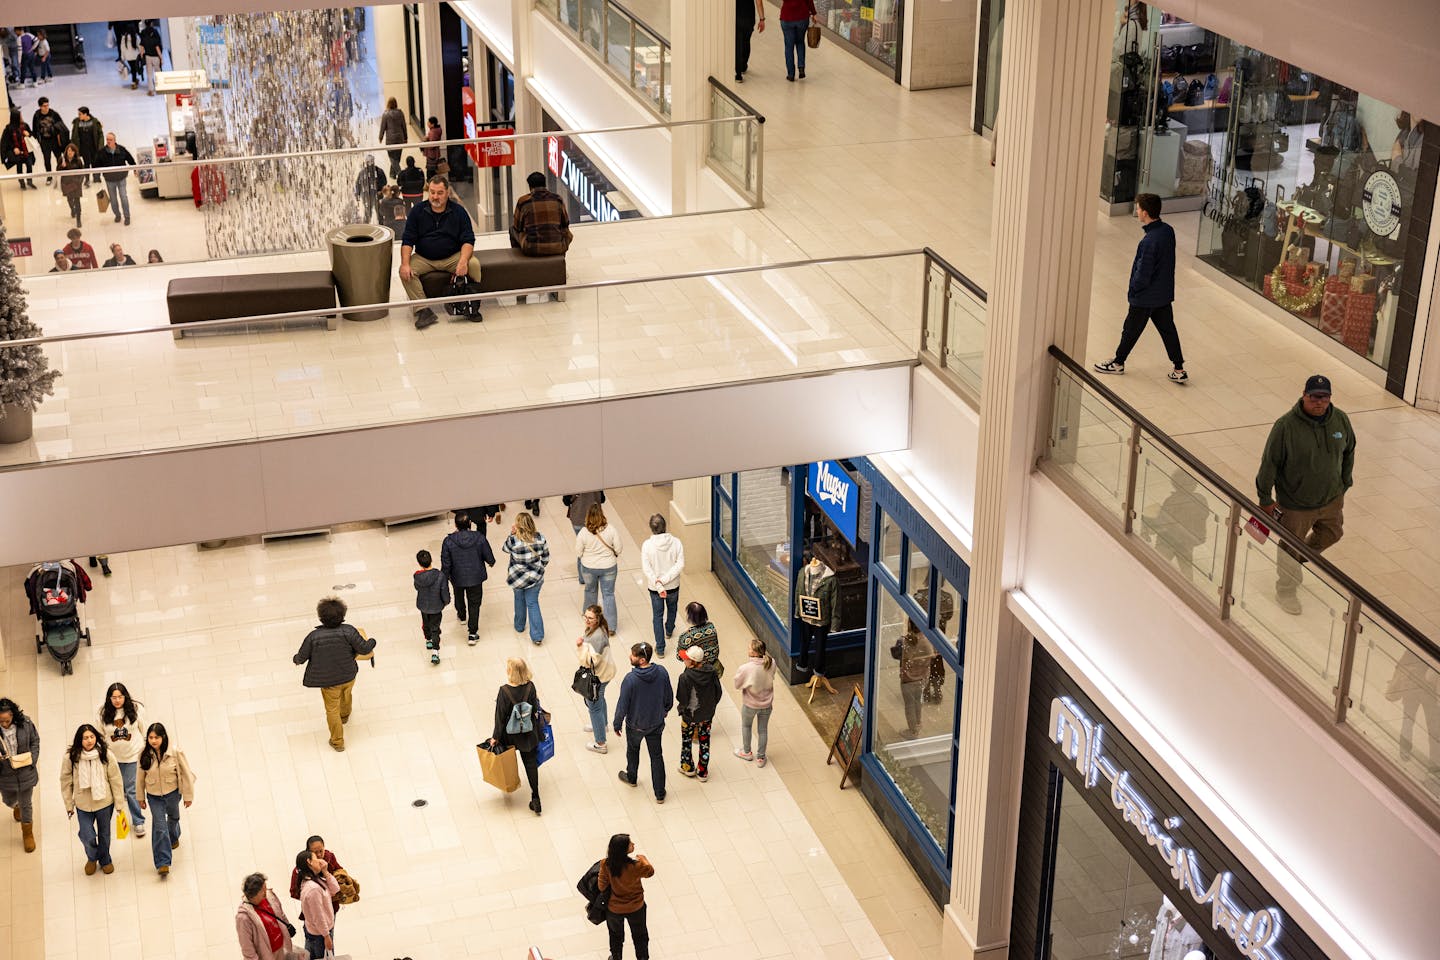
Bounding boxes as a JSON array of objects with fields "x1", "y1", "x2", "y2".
[{"x1": 153, "y1": 159, "x2": 199, "y2": 200}]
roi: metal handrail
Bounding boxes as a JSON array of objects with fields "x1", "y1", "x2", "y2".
[
  {"x1": 605, "y1": 0, "x2": 668, "y2": 50},
  {"x1": 915, "y1": 249, "x2": 988, "y2": 401},
  {"x1": 1, "y1": 249, "x2": 926, "y2": 348},
  {"x1": 922, "y1": 247, "x2": 987, "y2": 303},
  {"x1": 535, "y1": 0, "x2": 671, "y2": 117},
  {"x1": 706, "y1": 76, "x2": 766, "y2": 124},
  {"x1": 1047, "y1": 343, "x2": 1440, "y2": 665}
]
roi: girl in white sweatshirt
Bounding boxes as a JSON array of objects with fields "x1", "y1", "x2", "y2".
[
  {"x1": 732, "y1": 638, "x2": 776, "y2": 766},
  {"x1": 98, "y1": 682, "x2": 145, "y2": 838}
]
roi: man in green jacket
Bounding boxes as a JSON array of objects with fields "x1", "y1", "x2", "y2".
[{"x1": 1255, "y1": 375, "x2": 1356, "y2": 615}]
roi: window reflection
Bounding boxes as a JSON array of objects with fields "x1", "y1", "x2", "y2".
[{"x1": 737, "y1": 468, "x2": 790, "y2": 620}]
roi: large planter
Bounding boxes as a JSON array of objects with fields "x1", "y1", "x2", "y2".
[{"x1": 0, "y1": 403, "x2": 34, "y2": 444}]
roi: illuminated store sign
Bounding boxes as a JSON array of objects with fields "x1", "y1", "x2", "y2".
[
  {"x1": 807, "y1": 460, "x2": 858, "y2": 545},
  {"x1": 1049, "y1": 697, "x2": 1287, "y2": 960},
  {"x1": 545, "y1": 136, "x2": 620, "y2": 223}
]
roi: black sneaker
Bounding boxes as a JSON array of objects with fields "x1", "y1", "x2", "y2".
[
  {"x1": 1093, "y1": 359, "x2": 1125, "y2": 375},
  {"x1": 617, "y1": 771, "x2": 636, "y2": 787},
  {"x1": 1168, "y1": 369, "x2": 1189, "y2": 384},
  {"x1": 414, "y1": 307, "x2": 439, "y2": 329}
]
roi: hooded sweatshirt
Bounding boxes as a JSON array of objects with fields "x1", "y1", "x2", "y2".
[
  {"x1": 1255, "y1": 400, "x2": 1355, "y2": 511},
  {"x1": 733, "y1": 655, "x2": 776, "y2": 709},
  {"x1": 441, "y1": 527, "x2": 495, "y2": 587},
  {"x1": 641, "y1": 533, "x2": 684, "y2": 592},
  {"x1": 413, "y1": 567, "x2": 451, "y2": 614},
  {"x1": 612, "y1": 662, "x2": 674, "y2": 735},
  {"x1": 676, "y1": 665, "x2": 722, "y2": 723}
]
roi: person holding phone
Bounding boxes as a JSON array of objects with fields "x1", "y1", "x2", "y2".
[{"x1": 295, "y1": 848, "x2": 341, "y2": 958}]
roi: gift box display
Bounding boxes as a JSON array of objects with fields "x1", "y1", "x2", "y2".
[
  {"x1": 1319, "y1": 276, "x2": 1350, "y2": 336},
  {"x1": 1342, "y1": 291, "x2": 1378, "y2": 354}
]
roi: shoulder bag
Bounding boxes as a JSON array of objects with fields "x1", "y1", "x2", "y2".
[
  {"x1": 805, "y1": 24, "x2": 821, "y2": 49},
  {"x1": 0, "y1": 732, "x2": 32, "y2": 769}
]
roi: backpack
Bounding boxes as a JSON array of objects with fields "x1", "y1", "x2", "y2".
[{"x1": 505, "y1": 697, "x2": 534, "y2": 735}]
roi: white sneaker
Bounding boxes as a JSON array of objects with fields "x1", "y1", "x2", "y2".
[
  {"x1": 586, "y1": 742, "x2": 608, "y2": 754},
  {"x1": 582, "y1": 724, "x2": 593, "y2": 733},
  {"x1": 134, "y1": 823, "x2": 147, "y2": 837}
]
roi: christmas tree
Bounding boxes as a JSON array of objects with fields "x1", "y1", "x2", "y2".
[{"x1": 0, "y1": 219, "x2": 60, "y2": 416}]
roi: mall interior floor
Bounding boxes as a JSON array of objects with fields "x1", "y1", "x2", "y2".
[{"x1": 0, "y1": 484, "x2": 941, "y2": 960}]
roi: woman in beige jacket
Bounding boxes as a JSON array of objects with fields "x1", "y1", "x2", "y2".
[
  {"x1": 576, "y1": 605, "x2": 618, "y2": 755},
  {"x1": 137, "y1": 722, "x2": 195, "y2": 877},
  {"x1": 236, "y1": 872, "x2": 302, "y2": 960},
  {"x1": 58, "y1": 723, "x2": 125, "y2": 875}
]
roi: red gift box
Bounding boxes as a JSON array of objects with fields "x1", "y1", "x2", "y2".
[
  {"x1": 1319, "y1": 290, "x2": 1349, "y2": 336},
  {"x1": 1342, "y1": 292, "x2": 1377, "y2": 354},
  {"x1": 1263, "y1": 274, "x2": 1274, "y2": 299},
  {"x1": 1282, "y1": 262, "x2": 1303, "y2": 283}
]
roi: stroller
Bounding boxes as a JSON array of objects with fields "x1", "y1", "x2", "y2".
[{"x1": 25, "y1": 561, "x2": 93, "y2": 675}]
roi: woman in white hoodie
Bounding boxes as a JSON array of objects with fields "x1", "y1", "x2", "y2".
[
  {"x1": 732, "y1": 638, "x2": 776, "y2": 766},
  {"x1": 98, "y1": 682, "x2": 145, "y2": 838},
  {"x1": 576, "y1": 605, "x2": 618, "y2": 754}
]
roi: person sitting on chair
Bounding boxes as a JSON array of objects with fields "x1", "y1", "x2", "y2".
[
  {"x1": 398, "y1": 175, "x2": 482, "y2": 330},
  {"x1": 509, "y1": 171, "x2": 573, "y2": 257}
]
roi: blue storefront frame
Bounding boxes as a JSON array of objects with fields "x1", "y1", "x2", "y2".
[{"x1": 712, "y1": 458, "x2": 969, "y2": 904}]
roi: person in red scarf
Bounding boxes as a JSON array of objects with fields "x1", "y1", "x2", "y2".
[{"x1": 236, "y1": 872, "x2": 300, "y2": 960}]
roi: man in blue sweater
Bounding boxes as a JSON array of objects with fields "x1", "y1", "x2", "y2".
[
  {"x1": 398, "y1": 176, "x2": 483, "y2": 329},
  {"x1": 613, "y1": 642, "x2": 674, "y2": 803},
  {"x1": 1094, "y1": 192, "x2": 1188, "y2": 383}
]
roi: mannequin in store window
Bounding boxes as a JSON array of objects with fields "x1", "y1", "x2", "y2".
[{"x1": 794, "y1": 553, "x2": 839, "y2": 696}]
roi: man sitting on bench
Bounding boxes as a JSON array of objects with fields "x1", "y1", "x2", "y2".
[
  {"x1": 509, "y1": 170, "x2": 573, "y2": 257},
  {"x1": 398, "y1": 175, "x2": 483, "y2": 329}
]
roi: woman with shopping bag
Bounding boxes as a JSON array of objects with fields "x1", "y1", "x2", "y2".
[{"x1": 487, "y1": 657, "x2": 546, "y2": 816}]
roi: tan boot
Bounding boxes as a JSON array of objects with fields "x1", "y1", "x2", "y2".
[
  {"x1": 11, "y1": 805, "x2": 18, "y2": 821},
  {"x1": 21, "y1": 823, "x2": 34, "y2": 853}
]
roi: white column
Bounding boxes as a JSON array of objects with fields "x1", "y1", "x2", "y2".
[
  {"x1": 373, "y1": 5, "x2": 409, "y2": 114},
  {"x1": 943, "y1": 1, "x2": 1110, "y2": 958},
  {"x1": 669, "y1": 0, "x2": 730, "y2": 213},
  {"x1": 512, "y1": 0, "x2": 545, "y2": 177},
  {"x1": 418, "y1": 3, "x2": 447, "y2": 131},
  {"x1": 669, "y1": 477, "x2": 712, "y2": 574}
]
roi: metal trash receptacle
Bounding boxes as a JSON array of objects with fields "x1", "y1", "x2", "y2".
[{"x1": 327, "y1": 224, "x2": 394, "y2": 321}]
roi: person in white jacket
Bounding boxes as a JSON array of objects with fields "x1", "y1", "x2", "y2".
[
  {"x1": 640, "y1": 515, "x2": 684, "y2": 656},
  {"x1": 97, "y1": 682, "x2": 145, "y2": 838}
]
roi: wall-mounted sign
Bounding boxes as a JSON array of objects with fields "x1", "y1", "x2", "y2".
[
  {"x1": 474, "y1": 128, "x2": 515, "y2": 168},
  {"x1": 807, "y1": 460, "x2": 859, "y2": 545},
  {"x1": 1049, "y1": 697, "x2": 1287, "y2": 960},
  {"x1": 544, "y1": 139, "x2": 620, "y2": 222},
  {"x1": 461, "y1": 87, "x2": 480, "y2": 163},
  {"x1": 8, "y1": 237, "x2": 32, "y2": 258},
  {"x1": 1362, "y1": 170, "x2": 1403, "y2": 238},
  {"x1": 547, "y1": 135, "x2": 561, "y2": 177}
]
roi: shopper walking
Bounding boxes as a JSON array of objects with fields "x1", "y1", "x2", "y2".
[
  {"x1": 577, "y1": 502, "x2": 622, "y2": 632},
  {"x1": 294, "y1": 849, "x2": 341, "y2": 959},
  {"x1": 640, "y1": 514, "x2": 684, "y2": 655},
  {"x1": 16, "y1": 26, "x2": 35, "y2": 85},
  {"x1": 488, "y1": 657, "x2": 546, "y2": 815},
  {"x1": 564, "y1": 491, "x2": 605, "y2": 578},
  {"x1": 576, "y1": 605, "x2": 617, "y2": 754},
  {"x1": 292, "y1": 597, "x2": 377, "y2": 752},
  {"x1": 1, "y1": 109, "x2": 35, "y2": 189},
  {"x1": 59, "y1": 723, "x2": 124, "y2": 876},
  {"x1": 379, "y1": 96, "x2": 407, "y2": 178},
  {"x1": 778, "y1": 0, "x2": 817, "y2": 81},
  {"x1": 422, "y1": 116, "x2": 444, "y2": 177},
  {"x1": 442, "y1": 512, "x2": 496, "y2": 646},
  {"x1": 136, "y1": 722, "x2": 195, "y2": 877},
  {"x1": 676, "y1": 645, "x2": 722, "y2": 782},
  {"x1": 94, "y1": 132, "x2": 137, "y2": 225},
  {"x1": 613, "y1": 641, "x2": 673, "y2": 803},
  {"x1": 598, "y1": 833, "x2": 653, "y2": 960},
  {"x1": 353, "y1": 155, "x2": 386, "y2": 224},
  {"x1": 71, "y1": 106, "x2": 105, "y2": 179},
  {"x1": 1255, "y1": 374, "x2": 1356, "y2": 615},
  {"x1": 411, "y1": 549, "x2": 450, "y2": 665},
  {"x1": 58, "y1": 143, "x2": 87, "y2": 225},
  {"x1": 0, "y1": 697, "x2": 40, "y2": 854},
  {"x1": 503, "y1": 511, "x2": 550, "y2": 644},
  {"x1": 30, "y1": 96, "x2": 67, "y2": 179},
  {"x1": 1094, "y1": 192, "x2": 1188, "y2": 382},
  {"x1": 732, "y1": 638, "x2": 776, "y2": 767},
  {"x1": 34, "y1": 28, "x2": 52, "y2": 83},
  {"x1": 98, "y1": 682, "x2": 145, "y2": 839},
  {"x1": 140, "y1": 20, "x2": 165, "y2": 95},
  {"x1": 119, "y1": 29, "x2": 142, "y2": 89},
  {"x1": 237, "y1": 872, "x2": 301, "y2": 960},
  {"x1": 735, "y1": 0, "x2": 765, "y2": 81},
  {"x1": 674, "y1": 601, "x2": 721, "y2": 674}
]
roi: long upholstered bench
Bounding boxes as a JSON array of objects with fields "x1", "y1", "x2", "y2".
[
  {"x1": 418, "y1": 247, "x2": 567, "y2": 302},
  {"x1": 166, "y1": 271, "x2": 339, "y2": 340}
]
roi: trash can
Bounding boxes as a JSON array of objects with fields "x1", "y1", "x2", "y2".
[{"x1": 327, "y1": 224, "x2": 394, "y2": 321}]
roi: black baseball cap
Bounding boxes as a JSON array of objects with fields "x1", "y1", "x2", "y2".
[{"x1": 1304, "y1": 375, "x2": 1332, "y2": 396}]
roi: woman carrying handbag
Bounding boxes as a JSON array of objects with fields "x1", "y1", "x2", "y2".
[
  {"x1": 575, "y1": 503, "x2": 622, "y2": 632},
  {"x1": 778, "y1": 0, "x2": 818, "y2": 81},
  {"x1": 575, "y1": 605, "x2": 617, "y2": 755},
  {"x1": 237, "y1": 872, "x2": 304, "y2": 960},
  {"x1": 488, "y1": 657, "x2": 547, "y2": 815}
]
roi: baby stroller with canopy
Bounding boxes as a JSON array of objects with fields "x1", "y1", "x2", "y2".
[{"x1": 25, "y1": 561, "x2": 93, "y2": 675}]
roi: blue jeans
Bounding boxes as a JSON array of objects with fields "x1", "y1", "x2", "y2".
[
  {"x1": 38, "y1": 57, "x2": 52, "y2": 80},
  {"x1": 624, "y1": 724, "x2": 666, "y2": 800},
  {"x1": 586, "y1": 680, "x2": 610, "y2": 744},
  {"x1": 19, "y1": 52, "x2": 36, "y2": 82},
  {"x1": 781, "y1": 20, "x2": 808, "y2": 77},
  {"x1": 105, "y1": 179, "x2": 131, "y2": 221},
  {"x1": 648, "y1": 589, "x2": 678, "y2": 653},
  {"x1": 513, "y1": 582, "x2": 544, "y2": 642},
  {"x1": 75, "y1": 804, "x2": 114, "y2": 866},
  {"x1": 147, "y1": 789, "x2": 182, "y2": 868},
  {"x1": 118, "y1": 761, "x2": 146, "y2": 831},
  {"x1": 304, "y1": 928, "x2": 331, "y2": 959},
  {"x1": 581, "y1": 563, "x2": 618, "y2": 630}
]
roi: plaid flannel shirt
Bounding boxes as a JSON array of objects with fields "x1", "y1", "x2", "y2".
[
  {"x1": 510, "y1": 189, "x2": 573, "y2": 256},
  {"x1": 503, "y1": 533, "x2": 551, "y2": 589}
]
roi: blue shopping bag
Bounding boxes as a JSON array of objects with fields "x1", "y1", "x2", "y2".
[{"x1": 536, "y1": 722, "x2": 555, "y2": 766}]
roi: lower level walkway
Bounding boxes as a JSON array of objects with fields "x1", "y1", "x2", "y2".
[{"x1": 0, "y1": 483, "x2": 941, "y2": 960}]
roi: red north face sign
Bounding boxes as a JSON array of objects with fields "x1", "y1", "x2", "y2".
[{"x1": 473, "y1": 129, "x2": 516, "y2": 168}]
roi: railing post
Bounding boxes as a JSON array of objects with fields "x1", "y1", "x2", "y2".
[
  {"x1": 1334, "y1": 593, "x2": 1363, "y2": 724},
  {"x1": 938, "y1": 274, "x2": 952, "y2": 368},
  {"x1": 754, "y1": 117, "x2": 765, "y2": 207},
  {"x1": 1121, "y1": 422, "x2": 1142, "y2": 535},
  {"x1": 920, "y1": 256, "x2": 933, "y2": 359},
  {"x1": 1218, "y1": 500, "x2": 1241, "y2": 620}
]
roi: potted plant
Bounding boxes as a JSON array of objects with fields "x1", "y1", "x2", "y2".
[{"x1": 0, "y1": 220, "x2": 60, "y2": 444}]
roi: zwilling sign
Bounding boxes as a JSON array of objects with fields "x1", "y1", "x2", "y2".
[
  {"x1": 807, "y1": 460, "x2": 858, "y2": 545},
  {"x1": 546, "y1": 136, "x2": 621, "y2": 223}
]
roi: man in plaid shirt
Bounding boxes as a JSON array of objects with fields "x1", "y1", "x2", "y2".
[{"x1": 509, "y1": 171, "x2": 573, "y2": 257}]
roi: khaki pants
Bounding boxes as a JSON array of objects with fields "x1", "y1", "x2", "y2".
[
  {"x1": 320, "y1": 680, "x2": 355, "y2": 748},
  {"x1": 401, "y1": 252, "x2": 483, "y2": 307},
  {"x1": 1275, "y1": 495, "x2": 1345, "y2": 598}
]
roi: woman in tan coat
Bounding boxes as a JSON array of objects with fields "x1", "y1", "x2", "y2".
[
  {"x1": 137, "y1": 722, "x2": 195, "y2": 877},
  {"x1": 58, "y1": 723, "x2": 125, "y2": 875},
  {"x1": 576, "y1": 605, "x2": 617, "y2": 754},
  {"x1": 236, "y1": 872, "x2": 302, "y2": 960}
]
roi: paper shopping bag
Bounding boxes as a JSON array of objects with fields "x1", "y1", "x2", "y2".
[
  {"x1": 97, "y1": 190, "x2": 109, "y2": 214},
  {"x1": 477, "y1": 742, "x2": 521, "y2": 793},
  {"x1": 116, "y1": 808, "x2": 131, "y2": 840}
]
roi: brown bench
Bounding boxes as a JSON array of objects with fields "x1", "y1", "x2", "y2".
[
  {"x1": 167, "y1": 271, "x2": 339, "y2": 340},
  {"x1": 418, "y1": 248, "x2": 567, "y2": 303}
]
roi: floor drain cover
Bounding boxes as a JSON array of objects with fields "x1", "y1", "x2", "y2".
[{"x1": 412, "y1": 799, "x2": 428, "y2": 808}]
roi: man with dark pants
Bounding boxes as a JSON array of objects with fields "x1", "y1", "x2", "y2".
[
  {"x1": 441, "y1": 512, "x2": 495, "y2": 646},
  {"x1": 1255, "y1": 375, "x2": 1356, "y2": 615},
  {"x1": 734, "y1": 0, "x2": 765, "y2": 82},
  {"x1": 1094, "y1": 192, "x2": 1188, "y2": 383},
  {"x1": 640, "y1": 514, "x2": 684, "y2": 656},
  {"x1": 613, "y1": 642, "x2": 674, "y2": 803},
  {"x1": 30, "y1": 97, "x2": 67, "y2": 181}
]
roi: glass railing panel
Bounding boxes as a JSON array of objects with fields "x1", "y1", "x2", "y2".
[
  {"x1": 1230, "y1": 512, "x2": 1348, "y2": 706},
  {"x1": 536, "y1": 0, "x2": 558, "y2": 15},
  {"x1": 559, "y1": 0, "x2": 580, "y2": 31},
  {"x1": 1133, "y1": 436, "x2": 1228, "y2": 592},
  {"x1": 634, "y1": 27, "x2": 665, "y2": 114},
  {"x1": 580, "y1": 0, "x2": 605, "y2": 54},
  {"x1": 943, "y1": 280, "x2": 985, "y2": 396},
  {"x1": 1048, "y1": 367, "x2": 1131, "y2": 518},
  {"x1": 1349, "y1": 614, "x2": 1440, "y2": 800},
  {"x1": 605, "y1": 3, "x2": 633, "y2": 79},
  {"x1": 921, "y1": 262, "x2": 945, "y2": 358},
  {"x1": 661, "y1": 46, "x2": 672, "y2": 116}
]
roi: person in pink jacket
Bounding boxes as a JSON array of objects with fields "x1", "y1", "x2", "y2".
[
  {"x1": 294, "y1": 849, "x2": 341, "y2": 958},
  {"x1": 732, "y1": 638, "x2": 776, "y2": 766}
]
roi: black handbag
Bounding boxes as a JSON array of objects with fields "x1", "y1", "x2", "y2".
[
  {"x1": 445, "y1": 274, "x2": 483, "y2": 319},
  {"x1": 572, "y1": 665, "x2": 601, "y2": 702}
]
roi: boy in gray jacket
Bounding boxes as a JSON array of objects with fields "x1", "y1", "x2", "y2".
[{"x1": 413, "y1": 549, "x2": 451, "y2": 665}]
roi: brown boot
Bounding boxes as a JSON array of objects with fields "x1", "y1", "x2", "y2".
[
  {"x1": 21, "y1": 823, "x2": 34, "y2": 853},
  {"x1": 11, "y1": 805, "x2": 18, "y2": 821}
]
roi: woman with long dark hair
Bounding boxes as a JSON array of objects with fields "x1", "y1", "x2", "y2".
[
  {"x1": 0, "y1": 697, "x2": 40, "y2": 853},
  {"x1": 137, "y1": 722, "x2": 195, "y2": 877},
  {"x1": 2, "y1": 108, "x2": 36, "y2": 189},
  {"x1": 58, "y1": 141, "x2": 87, "y2": 226},
  {"x1": 59, "y1": 723, "x2": 124, "y2": 875},
  {"x1": 575, "y1": 605, "x2": 616, "y2": 754},
  {"x1": 598, "y1": 833, "x2": 653, "y2": 960},
  {"x1": 295, "y1": 847, "x2": 340, "y2": 958},
  {"x1": 98, "y1": 682, "x2": 145, "y2": 839}
]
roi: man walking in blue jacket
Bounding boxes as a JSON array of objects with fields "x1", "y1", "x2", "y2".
[
  {"x1": 613, "y1": 642, "x2": 674, "y2": 803},
  {"x1": 441, "y1": 512, "x2": 495, "y2": 646},
  {"x1": 1094, "y1": 193, "x2": 1188, "y2": 383}
]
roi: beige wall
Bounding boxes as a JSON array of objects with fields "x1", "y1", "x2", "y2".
[{"x1": 902, "y1": 0, "x2": 977, "y2": 91}]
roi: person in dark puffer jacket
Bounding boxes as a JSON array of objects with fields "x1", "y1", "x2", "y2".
[
  {"x1": 441, "y1": 513, "x2": 495, "y2": 645},
  {"x1": 293, "y1": 597, "x2": 376, "y2": 752},
  {"x1": 413, "y1": 549, "x2": 451, "y2": 665}
]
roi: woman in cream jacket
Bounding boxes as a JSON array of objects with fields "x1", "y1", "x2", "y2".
[
  {"x1": 58, "y1": 723, "x2": 125, "y2": 875},
  {"x1": 137, "y1": 722, "x2": 195, "y2": 877},
  {"x1": 576, "y1": 605, "x2": 618, "y2": 754}
]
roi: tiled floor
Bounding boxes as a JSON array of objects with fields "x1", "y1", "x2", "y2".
[{"x1": 0, "y1": 485, "x2": 941, "y2": 960}]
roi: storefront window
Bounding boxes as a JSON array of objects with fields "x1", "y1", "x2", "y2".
[
  {"x1": 813, "y1": 1, "x2": 902, "y2": 73},
  {"x1": 935, "y1": 574, "x2": 962, "y2": 650},
  {"x1": 717, "y1": 494, "x2": 733, "y2": 552},
  {"x1": 906, "y1": 543, "x2": 931, "y2": 607},
  {"x1": 879, "y1": 509, "x2": 902, "y2": 580},
  {"x1": 738, "y1": 468, "x2": 791, "y2": 621},
  {"x1": 872, "y1": 585, "x2": 955, "y2": 851}
]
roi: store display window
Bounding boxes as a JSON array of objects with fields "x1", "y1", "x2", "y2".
[
  {"x1": 804, "y1": 0, "x2": 903, "y2": 77},
  {"x1": 736, "y1": 468, "x2": 792, "y2": 623}
]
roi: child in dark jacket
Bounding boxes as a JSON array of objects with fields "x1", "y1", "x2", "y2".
[
  {"x1": 676, "y1": 645, "x2": 722, "y2": 781},
  {"x1": 413, "y1": 549, "x2": 451, "y2": 665}
]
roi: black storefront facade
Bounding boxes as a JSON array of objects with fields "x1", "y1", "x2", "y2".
[
  {"x1": 713, "y1": 458, "x2": 969, "y2": 903},
  {"x1": 1013, "y1": 643, "x2": 1328, "y2": 960}
]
